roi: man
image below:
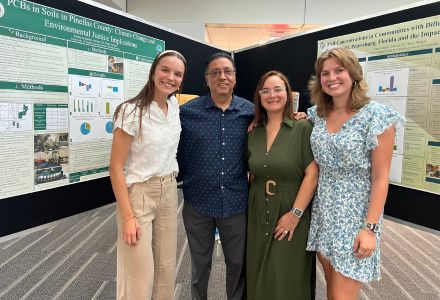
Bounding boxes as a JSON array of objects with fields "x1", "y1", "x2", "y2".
[{"x1": 178, "y1": 52, "x2": 254, "y2": 300}]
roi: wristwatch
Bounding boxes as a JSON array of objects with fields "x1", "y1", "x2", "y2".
[
  {"x1": 365, "y1": 222, "x2": 380, "y2": 233},
  {"x1": 291, "y1": 207, "x2": 303, "y2": 218}
]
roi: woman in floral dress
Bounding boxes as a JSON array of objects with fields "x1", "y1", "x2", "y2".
[{"x1": 306, "y1": 48, "x2": 404, "y2": 299}]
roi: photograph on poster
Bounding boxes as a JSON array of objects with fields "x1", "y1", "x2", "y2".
[{"x1": 34, "y1": 133, "x2": 69, "y2": 184}]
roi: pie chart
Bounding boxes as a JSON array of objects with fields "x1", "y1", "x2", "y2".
[
  {"x1": 80, "y1": 122, "x2": 91, "y2": 135},
  {"x1": 105, "y1": 121, "x2": 113, "y2": 134}
]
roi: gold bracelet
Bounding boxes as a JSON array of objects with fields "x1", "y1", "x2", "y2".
[{"x1": 122, "y1": 215, "x2": 135, "y2": 223}]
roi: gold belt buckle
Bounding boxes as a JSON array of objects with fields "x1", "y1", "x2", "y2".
[{"x1": 265, "y1": 180, "x2": 276, "y2": 196}]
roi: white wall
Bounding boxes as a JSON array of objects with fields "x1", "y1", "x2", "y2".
[
  {"x1": 127, "y1": 0, "x2": 306, "y2": 23},
  {"x1": 112, "y1": 0, "x2": 126, "y2": 11},
  {"x1": 92, "y1": 0, "x2": 126, "y2": 11},
  {"x1": 304, "y1": 0, "x2": 422, "y2": 24},
  {"x1": 127, "y1": 0, "x2": 306, "y2": 40},
  {"x1": 93, "y1": 0, "x2": 428, "y2": 41}
]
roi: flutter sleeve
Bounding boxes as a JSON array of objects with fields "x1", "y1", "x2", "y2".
[
  {"x1": 113, "y1": 102, "x2": 139, "y2": 137},
  {"x1": 366, "y1": 103, "x2": 405, "y2": 150},
  {"x1": 306, "y1": 105, "x2": 318, "y2": 125}
]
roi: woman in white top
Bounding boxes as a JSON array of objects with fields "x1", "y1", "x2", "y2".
[{"x1": 109, "y1": 50, "x2": 186, "y2": 300}]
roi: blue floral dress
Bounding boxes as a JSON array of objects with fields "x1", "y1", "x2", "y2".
[{"x1": 306, "y1": 101, "x2": 404, "y2": 282}]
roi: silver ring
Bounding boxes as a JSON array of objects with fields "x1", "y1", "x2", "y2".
[
  {"x1": 284, "y1": 230, "x2": 288, "y2": 234},
  {"x1": 358, "y1": 251, "x2": 364, "y2": 255}
]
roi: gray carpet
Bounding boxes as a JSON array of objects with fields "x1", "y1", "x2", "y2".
[{"x1": 1, "y1": 189, "x2": 439, "y2": 299}]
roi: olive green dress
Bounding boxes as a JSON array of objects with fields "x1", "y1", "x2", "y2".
[{"x1": 246, "y1": 119, "x2": 314, "y2": 300}]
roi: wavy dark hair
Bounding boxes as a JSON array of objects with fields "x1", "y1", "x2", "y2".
[
  {"x1": 308, "y1": 47, "x2": 369, "y2": 117},
  {"x1": 253, "y1": 70, "x2": 294, "y2": 125},
  {"x1": 204, "y1": 52, "x2": 235, "y2": 74},
  {"x1": 113, "y1": 50, "x2": 187, "y2": 132}
]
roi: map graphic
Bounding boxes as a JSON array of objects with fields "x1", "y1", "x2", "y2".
[{"x1": 0, "y1": 102, "x2": 32, "y2": 132}]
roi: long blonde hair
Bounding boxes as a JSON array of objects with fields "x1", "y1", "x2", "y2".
[{"x1": 308, "y1": 48, "x2": 369, "y2": 117}]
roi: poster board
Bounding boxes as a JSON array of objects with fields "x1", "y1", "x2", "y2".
[
  {"x1": 0, "y1": 0, "x2": 164, "y2": 199},
  {"x1": 318, "y1": 15, "x2": 440, "y2": 195}
]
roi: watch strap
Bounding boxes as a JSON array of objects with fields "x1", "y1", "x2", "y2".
[
  {"x1": 291, "y1": 207, "x2": 303, "y2": 218},
  {"x1": 365, "y1": 222, "x2": 380, "y2": 233}
]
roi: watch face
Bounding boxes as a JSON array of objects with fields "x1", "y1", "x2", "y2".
[
  {"x1": 367, "y1": 223, "x2": 380, "y2": 232},
  {"x1": 292, "y1": 208, "x2": 302, "y2": 217}
]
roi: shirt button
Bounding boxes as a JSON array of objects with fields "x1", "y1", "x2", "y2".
[
  {"x1": 222, "y1": 157, "x2": 225, "y2": 160},
  {"x1": 221, "y1": 172, "x2": 224, "y2": 175},
  {"x1": 266, "y1": 210, "x2": 269, "y2": 214},
  {"x1": 222, "y1": 142, "x2": 225, "y2": 145},
  {"x1": 266, "y1": 222, "x2": 269, "y2": 225},
  {"x1": 222, "y1": 128, "x2": 225, "y2": 131},
  {"x1": 263, "y1": 164, "x2": 267, "y2": 168},
  {"x1": 265, "y1": 152, "x2": 268, "y2": 155},
  {"x1": 221, "y1": 185, "x2": 224, "y2": 189},
  {"x1": 265, "y1": 233, "x2": 268, "y2": 236},
  {"x1": 222, "y1": 114, "x2": 225, "y2": 117}
]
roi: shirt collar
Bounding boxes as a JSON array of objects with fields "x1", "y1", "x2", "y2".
[
  {"x1": 150, "y1": 96, "x2": 177, "y2": 113},
  {"x1": 203, "y1": 94, "x2": 242, "y2": 111},
  {"x1": 257, "y1": 118, "x2": 294, "y2": 128},
  {"x1": 282, "y1": 118, "x2": 294, "y2": 128}
]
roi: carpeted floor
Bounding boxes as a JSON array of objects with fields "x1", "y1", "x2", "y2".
[{"x1": 0, "y1": 189, "x2": 439, "y2": 299}]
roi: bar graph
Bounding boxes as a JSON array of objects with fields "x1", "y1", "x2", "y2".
[
  {"x1": 378, "y1": 75, "x2": 398, "y2": 92},
  {"x1": 367, "y1": 68, "x2": 409, "y2": 97},
  {"x1": 101, "y1": 79, "x2": 123, "y2": 99},
  {"x1": 79, "y1": 81, "x2": 92, "y2": 92},
  {"x1": 72, "y1": 98, "x2": 97, "y2": 115}
]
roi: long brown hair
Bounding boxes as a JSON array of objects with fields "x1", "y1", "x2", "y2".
[
  {"x1": 253, "y1": 71, "x2": 294, "y2": 125},
  {"x1": 308, "y1": 47, "x2": 369, "y2": 117},
  {"x1": 113, "y1": 50, "x2": 187, "y2": 131}
]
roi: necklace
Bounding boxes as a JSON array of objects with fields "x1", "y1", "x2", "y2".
[{"x1": 332, "y1": 105, "x2": 346, "y2": 110}]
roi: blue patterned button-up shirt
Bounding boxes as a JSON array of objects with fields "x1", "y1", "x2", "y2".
[{"x1": 177, "y1": 95, "x2": 254, "y2": 219}]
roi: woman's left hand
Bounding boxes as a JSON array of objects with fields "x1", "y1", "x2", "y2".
[
  {"x1": 354, "y1": 229, "x2": 377, "y2": 259},
  {"x1": 274, "y1": 212, "x2": 299, "y2": 241}
]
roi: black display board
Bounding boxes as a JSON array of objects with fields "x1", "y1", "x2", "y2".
[
  {"x1": 0, "y1": 0, "x2": 220, "y2": 237},
  {"x1": 234, "y1": 2, "x2": 440, "y2": 231}
]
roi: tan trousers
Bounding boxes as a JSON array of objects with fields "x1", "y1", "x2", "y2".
[{"x1": 117, "y1": 174, "x2": 177, "y2": 300}]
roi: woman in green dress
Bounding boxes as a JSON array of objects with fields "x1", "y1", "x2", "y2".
[{"x1": 247, "y1": 71, "x2": 319, "y2": 300}]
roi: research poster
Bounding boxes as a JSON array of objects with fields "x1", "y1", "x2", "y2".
[
  {"x1": 0, "y1": 0, "x2": 164, "y2": 199},
  {"x1": 318, "y1": 15, "x2": 440, "y2": 194}
]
